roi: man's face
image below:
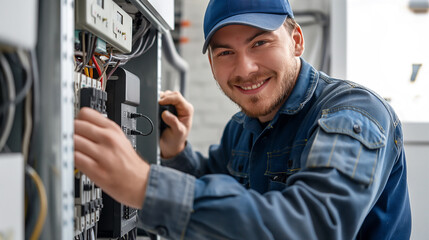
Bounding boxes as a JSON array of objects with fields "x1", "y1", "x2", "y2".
[{"x1": 208, "y1": 23, "x2": 304, "y2": 122}]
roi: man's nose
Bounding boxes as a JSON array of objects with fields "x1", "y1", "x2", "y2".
[{"x1": 233, "y1": 53, "x2": 258, "y2": 79}]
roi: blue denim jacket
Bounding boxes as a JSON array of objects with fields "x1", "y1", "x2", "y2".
[{"x1": 139, "y1": 59, "x2": 411, "y2": 240}]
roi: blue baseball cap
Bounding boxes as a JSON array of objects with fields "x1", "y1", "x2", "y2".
[{"x1": 202, "y1": 0, "x2": 294, "y2": 54}]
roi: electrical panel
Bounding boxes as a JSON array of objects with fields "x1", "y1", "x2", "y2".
[
  {"x1": 75, "y1": 0, "x2": 133, "y2": 53},
  {"x1": 73, "y1": 0, "x2": 149, "y2": 237}
]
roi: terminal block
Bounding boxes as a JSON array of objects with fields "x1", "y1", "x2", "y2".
[
  {"x1": 74, "y1": 86, "x2": 107, "y2": 239},
  {"x1": 74, "y1": 172, "x2": 103, "y2": 238},
  {"x1": 80, "y1": 87, "x2": 108, "y2": 115},
  {"x1": 74, "y1": 72, "x2": 102, "y2": 117}
]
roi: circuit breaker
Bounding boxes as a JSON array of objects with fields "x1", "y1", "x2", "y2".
[{"x1": 74, "y1": 87, "x2": 107, "y2": 239}]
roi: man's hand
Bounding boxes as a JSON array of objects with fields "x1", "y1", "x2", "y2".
[
  {"x1": 74, "y1": 107, "x2": 149, "y2": 209},
  {"x1": 159, "y1": 91, "x2": 194, "y2": 159}
]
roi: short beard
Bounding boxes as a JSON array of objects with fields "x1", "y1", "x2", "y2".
[{"x1": 241, "y1": 72, "x2": 295, "y2": 119}]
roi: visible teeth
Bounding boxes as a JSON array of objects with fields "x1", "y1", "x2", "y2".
[{"x1": 240, "y1": 80, "x2": 265, "y2": 90}]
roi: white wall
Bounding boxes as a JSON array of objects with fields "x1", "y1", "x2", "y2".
[{"x1": 340, "y1": 0, "x2": 429, "y2": 122}]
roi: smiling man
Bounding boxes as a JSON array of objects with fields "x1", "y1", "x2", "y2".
[
  {"x1": 74, "y1": 0, "x2": 412, "y2": 239},
  {"x1": 207, "y1": 22, "x2": 301, "y2": 122}
]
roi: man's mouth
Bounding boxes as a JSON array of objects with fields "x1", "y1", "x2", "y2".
[{"x1": 236, "y1": 78, "x2": 270, "y2": 92}]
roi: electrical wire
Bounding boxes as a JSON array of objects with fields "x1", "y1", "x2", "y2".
[
  {"x1": 92, "y1": 55, "x2": 102, "y2": 81},
  {"x1": 0, "y1": 50, "x2": 33, "y2": 115},
  {"x1": 81, "y1": 32, "x2": 86, "y2": 72},
  {"x1": 119, "y1": 29, "x2": 156, "y2": 66},
  {"x1": 77, "y1": 32, "x2": 98, "y2": 73},
  {"x1": 103, "y1": 49, "x2": 113, "y2": 68},
  {"x1": 0, "y1": 53, "x2": 16, "y2": 151},
  {"x1": 87, "y1": 35, "x2": 98, "y2": 67},
  {"x1": 112, "y1": 22, "x2": 152, "y2": 63},
  {"x1": 26, "y1": 165, "x2": 47, "y2": 240},
  {"x1": 105, "y1": 61, "x2": 120, "y2": 82},
  {"x1": 90, "y1": 228, "x2": 95, "y2": 240},
  {"x1": 129, "y1": 113, "x2": 154, "y2": 136},
  {"x1": 84, "y1": 67, "x2": 89, "y2": 77},
  {"x1": 112, "y1": 35, "x2": 145, "y2": 62},
  {"x1": 130, "y1": 29, "x2": 157, "y2": 59},
  {"x1": 132, "y1": 18, "x2": 150, "y2": 45},
  {"x1": 27, "y1": 49, "x2": 40, "y2": 167},
  {"x1": 0, "y1": 55, "x2": 10, "y2": 150},
  {"x1": 16, "y1": 50, "x2": 33, "y2": 103},
  {"x1": 94, "y1": 56, "x2": 107, "y2": 90},
  {"x1": 22, "y1": 91, "x2": 33, "y2": 162}
]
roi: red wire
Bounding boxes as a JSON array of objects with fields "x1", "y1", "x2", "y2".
[{"x1": 92, "y1": 55, "x2": 103, "y2": 84}]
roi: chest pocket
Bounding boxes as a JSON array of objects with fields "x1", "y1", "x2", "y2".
[
  {"x1": 306, "y1": 108, "x2": 386, "y2": 186},
  {"x1": 265, "y1": 140, "x2": 307, "y2": 191},
  {"x1": 227, "y1": 150, "x2": 250, "y2": 188}
]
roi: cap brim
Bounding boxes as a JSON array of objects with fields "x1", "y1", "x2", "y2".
[{"x1": 202, "y1": 13, "x2": 287, "y2": 54}]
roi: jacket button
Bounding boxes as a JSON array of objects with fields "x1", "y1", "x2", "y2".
[
  {"x1": 353, "y1": 124, "x2": 362, "y2": 133},
  {"x1": 155, "y1": 226, "x2": 168, "y2": 237}
]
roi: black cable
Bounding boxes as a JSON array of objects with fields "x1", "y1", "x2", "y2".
[
  {"x1": 0, "y1": 56, "x2": 7, "y2": 103},
  {"x1": 89, "y1": 34, "x2": 97, "y2": 59},
  {"x1": 78, "y1": 32, "x2": 98, "y2": 72},
  {"x1": 131, "y1": 228, "x2": 137, "y2": 240},
  {"x1": 128, "y1": 113, "x2": 154, "y2": 136},
  {"x1": 85, "y1": 33, "x2": 97, "y2": 69},
  {"x1": 0, "y1": 51, "x2": 33, "y2": 115},
  {"x1": 27, "y1": 50, "x2": 39, "y2": 167},
  {"x1": 0, "y1": 56, "x2": 8, "y2": 143},
  {"x1": 0, "y1": 53, "x2": 16, "y2": 151},
  {"x1": 106, "y1": 61, "x2": 121, "y2": 80}
]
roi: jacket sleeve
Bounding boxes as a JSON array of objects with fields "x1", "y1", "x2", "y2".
[{"x1": 160, "y1": 121, "x2": 237, "y2": 178}]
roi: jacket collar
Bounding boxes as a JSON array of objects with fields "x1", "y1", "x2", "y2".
[{"x1": 278, "y1": 58, "x2": 318, "y2": 115}]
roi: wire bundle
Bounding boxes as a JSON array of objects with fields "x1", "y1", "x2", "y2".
[
  {"x1": 0, "y1": 49, "x2": 46, "y2": 240},
  {"x1": 74, "y1": 19, "x2": 155, "y2": 92}
]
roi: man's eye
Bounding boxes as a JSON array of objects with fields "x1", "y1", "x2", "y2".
[
  {"x1": 218, "y1": 51, "x2": 232, "y2": 56},
  {"x1": 254, "y1": 40, "x2": 266, "y2": 47}
]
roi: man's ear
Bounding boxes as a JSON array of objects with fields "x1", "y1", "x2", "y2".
[
  {"x1": 292, "y1": 25, "x2": 304, "y2": 56},
  {"x1": 207, "y1": 49, "x2": 216, "y2": 78}
]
